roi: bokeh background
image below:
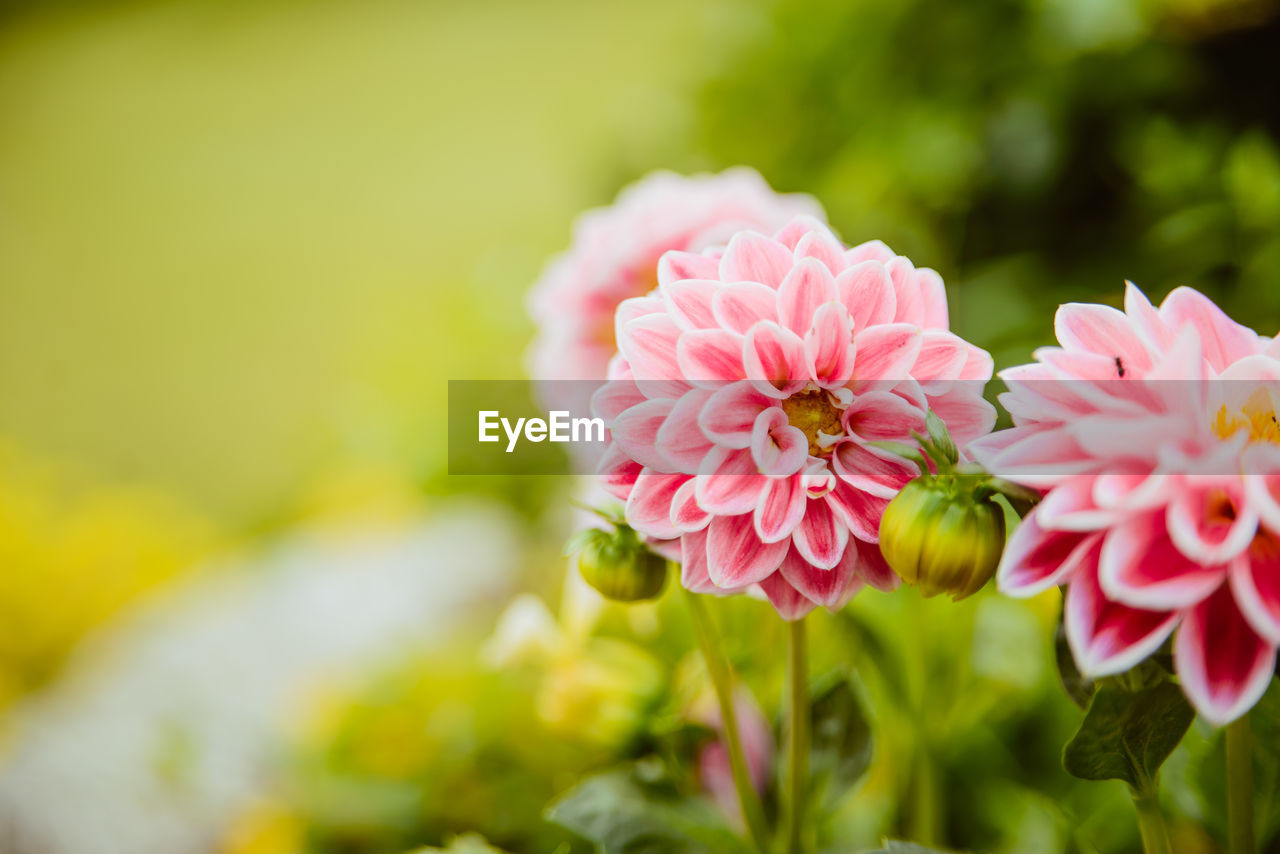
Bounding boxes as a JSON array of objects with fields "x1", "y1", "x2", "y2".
[{"x1": 2, "y1": 0, "x2": 1280, "y2": 852}]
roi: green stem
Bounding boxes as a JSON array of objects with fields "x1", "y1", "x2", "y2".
[
  {"x1": 911, "y1": 742, "x2": 941, "y2": 846},
  {"x1": 1226, "y1": 715, "x2": 1255, "y2": 854},
  {"x1": 783, "y1": 617, "x2": 810, "y2": 854},
  {"x1": 1131, "y1": 785, "x2": 1173, "y2": 854},
  {"x1": 683, "y1": 588, "x2": 770, "y2": 854}
]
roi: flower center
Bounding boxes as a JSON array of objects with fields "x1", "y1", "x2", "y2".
[
  {"x1": 1212, "y1": 386, "x2": 1280, "y2": 445},
  {"x1": 781, "y1": 389, "x2": 845, "y2": 457}
]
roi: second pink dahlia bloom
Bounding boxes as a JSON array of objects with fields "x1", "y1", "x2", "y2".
[
  {"x1": 527, "y1": 168, "x2": 824, "y2": 398},
  {"x1": 594, "y1": 217, "x2": 996, "y2": 619},
  {"x1": 973, "y1": 283, "x2": 1280, "y2": 724}
]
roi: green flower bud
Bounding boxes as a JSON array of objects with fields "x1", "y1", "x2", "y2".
[
  {"x1": 879, "y1": 477, "x2": 1007, "y2": 601},
  {"x1": 571, "y1": 525, "x2": 667, "y2": 602}
]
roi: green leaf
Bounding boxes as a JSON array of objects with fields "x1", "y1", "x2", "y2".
[
  {"x1": 545, "y1": 765, "x2": 752, "y2": 854},
  {"x1": 1062, "y1": 679, "x2": 1194, "y2": 792},
  {"x1": 925, "y1": 410, "x2": 958, "y2": 465},
  {"x1": 1054, "y1": 623, "x2": 1094, "y2": 710},
  {"x1": 808, "y1": 673, "x2": 873, "y2": 809}
]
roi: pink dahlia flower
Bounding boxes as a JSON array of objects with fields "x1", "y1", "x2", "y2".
[
  {"x1": 593, "y1": 217, "x2": 996, "y2": 619},
  {"x1": 973, "y1": 283, "x2": 1280, "y2": 724},
  {"x1": 527, "y1": 168, "x2": 824, "y2": 398}
]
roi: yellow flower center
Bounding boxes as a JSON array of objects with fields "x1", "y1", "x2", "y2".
[
  {"x1": 781, "y1": 389, "x2": 845, "y2": 457},
  {"x1": 1212, "y1": 386, "x2": 1280, "y2": 444}
]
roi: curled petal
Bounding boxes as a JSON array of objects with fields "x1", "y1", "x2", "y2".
[
  {"x1": 1174, "y1": 582, "x2": 1278, "y2": 725},
  {"x1": 1166, "y1": 486, "x2": 1259, "y2": 566},
  {"x1": 1098, "y1": 511, "x2": 1226, "y2": 611},
  {"x1": 1064, "y1": 563, "x2": 1179, "y2": 677},
  {"x1": 805, "y1": 302, "x2": 857, "y2": 388},
  {"x1": 750, "y1": 408, "x2": 809, "y2": 476},
  {"x1": 698, "y1": 382, "x2": 773, "y2": 448},
  {"x1": 743, "y1": 321, "x2": 809, "y2": 398}
]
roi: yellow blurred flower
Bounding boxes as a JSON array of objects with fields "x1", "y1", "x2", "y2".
[
  {"x1": 217, "y1": 799, "x2": 305, "y2": 854},
  {"x1": 0, "y1": 440, "x2": 220, "y2": 717}
]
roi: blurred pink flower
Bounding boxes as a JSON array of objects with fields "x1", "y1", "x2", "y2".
[
  {"x1": 973, "y1": 283, "x2": 1280, "y2": 724},
  {"x1": 527, "y1": 168, "x2": 823, "y2": 407},
  {"x1": 693, "y1": 686, "x2": 773, "y2": 826},
  {"x1": 593, "y1": 217, "x2": 995, "y2": 619}
]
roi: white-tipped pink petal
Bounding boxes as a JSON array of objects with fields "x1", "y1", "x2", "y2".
[
  {"x1": 706, "y1": 513, "x2": 789, "y2": 587},
  {"x1": 836, "y1": 260, "x2": 896, "y2": 330},
  {"x1": 681, "y1": 529, "x2": 724, "y2": 594},
  {"x1": 619, "y1": 313, "x2": 691, "y2": 398},
  {"x1": 713, "y1": 281, "x2": 780, "y2": 333},
  {"x1": 915, "y1": 268, "x2": 949, "y2": 330},
  {"x1": 1165, "y1": 486, "x2": 1259, "y2": 566},
  {"x1": 662, "y1": 280, "x2": 720, "y2": 330},
  {"x1": 754, "y1": 474, "x2": 807, "y2": 543},
  {"x1": 791, "y1": 497, "x2": 849, "y2": 570},
  {"x1": 841, "y1": 391, "x2": 926, "y2": 442},
  {"x1": 1229, "y1": 542, "x2": 1280, "y2": 644},
  {"x1": 778, "y1": 542, "x2": 861, "y2": 609},
  {"x1": 758, "y1": 571, "x2": 820, "y2": 621},
  {"x1": 695, "y1": 447, "x2": 766, "y2": 515},
  {"x1": 825, "y1": 483, "x2": 888, "y2": 543},
  {"x1": 793, "y1": 229, "x2": 847, "y2": 273},
  {"x1": 996, "y1": 512, "x2": 1098, "y2": 597},
  {"x1": 1174, "y1": 582, "x2": 1278, "y2": 726},
  {"x1": 777, "y1": 257, "x2": 839, "y2": 335},
  {"x1": 851, "y1": 323, "x2": 924, "y2": 389},
  {"x1": 670, "y1": 478, "x2": 712, "y2": 533},
  {"x1": 656, "y1": 389, "x2": 715, "y2": 470},
  {"x1": 1160, "y1": 286, "x2": 1260, "y2": 373},
  {"x1": 743, "y1": 321, "x2": 809, "y2": 398},
  {"x1": 1064, "y1": 565, "x2": 1180, "y2": 677},
  {"x1": 611, "y1": 398, "x2": 677, "y2": 472},
  {"x1": 831, "y1": 440, "x2": 916, "y2": 499},
  {"x1": 677, "y1": 328, "x2": 748, "y2": 386},
  {"x1": 658, "y1": 250, "x2": 720, "y2": 287},
  {"x1": 1098, "y1": 513, "x2": 1226, "y2": 611},
  {"x1": 625, "y1": 470, "x2": 688, "y2": 540},
  {"x1": 1054, "y1": 302, "x2": 1154, "y2": 372},
  {"x1": 698, "y1": 382, "x2": 773, "y2": 448},
  {"x1": 750, "y1": 408, "x2": 809, "y2": 476},
  {"x1": 805, "y1": 302, "x2": 856, "y2": 388},
  {"x1": 719, "y1": 232, "x2": 793, "y2": 288},
  {"x1": 886, "y1": 257, "x2": 926, "y2": 327}
]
